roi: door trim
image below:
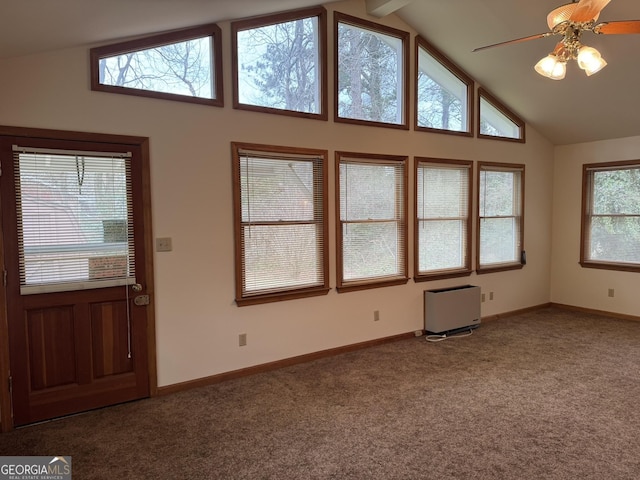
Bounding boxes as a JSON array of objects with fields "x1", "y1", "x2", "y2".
[{"x1": 0, "y1": 125, "x2": 157, "y2": 431}]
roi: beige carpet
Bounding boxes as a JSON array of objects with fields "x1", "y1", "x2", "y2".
[{"x1": 2, "y1": 307, "x2": 640, "y2": 479}]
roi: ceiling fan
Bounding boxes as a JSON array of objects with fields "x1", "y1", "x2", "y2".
[{"x1": 473, "y1": 0, "x2": 640, "y2": 79}]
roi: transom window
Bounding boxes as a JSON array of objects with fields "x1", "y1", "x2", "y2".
[
  {"x1": 415, "y1": 37, "x2": 473, "y2": 136},
  {"x1": 90, "y1": 24, "x2": 223, "y2": 106},
  {"x1": 581, "y1": 161, "x2": 640, "y2": 271},
  {"x1": 336, "y1": 152, "x2": 408, "y2": 291},
  {"x1": 232, "y1": 7, "x2": 327, "y2": 119},
  {"x1": 477, "y1": 162, "x2": 525, "y2": 273},
  {"x1": 478, "y1": 88, "x2": 525, "y2": 142},
  {"x1": 231, "y1": 143, "x2": 329, "y2": 306},
  {"x1": 415, "y1": 158, "x2": 473, "y2": 280},
  {"x1": 335, "y1": 13, "x2": 409, "y2": 129}
]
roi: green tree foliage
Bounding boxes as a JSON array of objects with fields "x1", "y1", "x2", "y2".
[{"x1": 590, "y1": 168, "x2": 640, "y2": 262}]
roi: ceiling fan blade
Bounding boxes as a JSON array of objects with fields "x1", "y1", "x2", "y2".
[
  {"x1": 473, "y1": 33, "x2": 551, "y2": 52},
  {"x1": 595, "y1": 20, "x2": 640, "y2": 35},
  {"x1": 569, "y1": 0, "x2": 612, "y2": 23}
]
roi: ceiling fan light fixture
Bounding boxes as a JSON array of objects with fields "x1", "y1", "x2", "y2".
[
  {"x1": 534, "y1": 54, "x2": 566, "y2": 80},
  {"x1": 577, "y1": 45, "x2": 607, "y2": 75}
]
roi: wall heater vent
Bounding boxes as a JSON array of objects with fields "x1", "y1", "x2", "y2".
[{"x1": 424, "y1": 285, "x2": 481, "y2": 334}]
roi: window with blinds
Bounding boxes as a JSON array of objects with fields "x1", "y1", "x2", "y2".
[
  {"x1": 581, "y1": 161, "x2": 640, "y2": 271},
  {"x1": 337, "y1": 152, "x2": 408, "y2": 291},
  {"x1": 416, "y1": 158, "x2": 472, "y2": 280},
  {"x1": 231, "y1": 143, "x2": 329, "y2": 306},
  {"x1": 478, "y1": 162, "x2": 525, "y2": 272},
  {"x1": 13, "y1": 146, "x2": 135, "y2": 294}
]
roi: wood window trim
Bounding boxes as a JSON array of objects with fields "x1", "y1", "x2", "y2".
[
  {"x1": 580, "y1": 159, "x2": 640, "y2": 273},
  {"x1": 414, "y1": 157, "x2": 474, "y2": 282},
  {"x1": 90, "y1": 23, "x2": 223, "y2": 107},
  {"x1": 414, "y1": 37, "x2": 474, "y2": 138},
  {"x1": 476, "y1": 161, "x2": 525, "y2": 274},
  {"x1": 231, "y1": 6, "x2": 328, "y2": 121},
  {"x1": 231, "y1": 142, "x2": 330, "y2": 306},
  {"x1": 477, "y1": 87, "x2": 526, "y2": 143},
  {"x1": 334, "y1": 12, "x2": 410, "y2": 131},
  {"x1": 335, "y1": 151, "x2": 409, "y2": 293}
]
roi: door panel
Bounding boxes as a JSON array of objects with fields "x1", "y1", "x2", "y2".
[
  {"x1": 1, "y1": 131, "x2": 154, "y2": 427},
  {"x1": 91, "y1": 300, "x2": 133, "y2": 378},
  {"x1": 27, "y1": 306, "x2": 77, "y2": 390}
]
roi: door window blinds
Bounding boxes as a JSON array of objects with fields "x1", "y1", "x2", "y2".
[{"x1": 13, "y1": 146, "x2": 135, "y2": 294}]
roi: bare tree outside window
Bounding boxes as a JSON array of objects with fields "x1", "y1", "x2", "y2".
[
  {"x1": 90, "y1": 24, "x2": 223, "y2": 106},
  {"x1": 99, "y1": 37, "x2": 213, "y2": 99},
  {"x1": 336, "y1": 15, "x2": 407, "y2": 126},
  {"x1": 236, "y1": 16, "x2": 321, "y2": 113}
]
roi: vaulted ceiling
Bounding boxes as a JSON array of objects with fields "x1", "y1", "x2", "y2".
[{"x1": 2, "y1": 0, "x2": 640, "y2": 145}]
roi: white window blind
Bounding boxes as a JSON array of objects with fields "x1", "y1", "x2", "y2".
[
  {"x1": 13, "y1": 146, "x2": 135, "y2": 294},
  {"x1": 478, "y1": 164, "x2": 524, "y2": 268},
  {"x1": 417, "y1": 160, "x2": 471, "y2": 275},
  {"x1": 339, "y1": 156, "x2": 406, "y2": 284},
  {"x1": 238, "y1": 149, "x2": 325, "y2": 297}
]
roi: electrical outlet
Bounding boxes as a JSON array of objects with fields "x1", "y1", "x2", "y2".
[
  {"x1": 481, "y1": 293, "x2": 486, "y2": 303},
  {"x1": 608, "y1": 288, "x2": 615, "y2": 298},
  {"x1": 373, "y1": 310, "x2": 380, "y2": 321},
  {"x1": 156, "y1": 237, "x2": 173, "y2": 252},
  {"x1": 239, "y1": 333, "x2": 247, "y2": 346},
  {"x1": 489, "y1": 292, "x2": 494, "y2": 301}
]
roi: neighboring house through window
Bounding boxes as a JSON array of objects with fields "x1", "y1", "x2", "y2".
[{"x1": 231, "y1": 143, "x2": 329, "y2": 306}]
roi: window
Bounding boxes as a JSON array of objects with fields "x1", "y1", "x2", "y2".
[
  {"x1": 336, "y1": 152, "x2": 408, "y2": 291},
  {"x1": 232, "y1": 7, "x2": 327, "y2": 119},
  {"x1": 415, "y1": 158, "x2": 472, "y2": 280},
  {"x1": 581, "y1": 161, "x2": 640, "y2": 271},
  {"x1": 477, "y1": 162, "x2": 525, "y2": 273},
  {"x1": 415, "y1": 37, "x2": 473, "y2": 136},
  {"x1": 12, "y1": 146, "x2": 135, "y2": 294},
  {"x1": 231, "y1": 143, "x2": 329, "y2": 305},
  {"x1": 477, "y1": 88, "x2": 525, "y2": 142},
  {"x1": 90, "y1": 24, "x2": 223, "y2": 106},
  {"x1": 335, "y1": 13, "x2": 409, "y2": 129}
]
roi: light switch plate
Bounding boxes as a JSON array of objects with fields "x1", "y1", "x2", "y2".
[{"x1": 156, "y1": 237, "x2": 173, "y2": 252}]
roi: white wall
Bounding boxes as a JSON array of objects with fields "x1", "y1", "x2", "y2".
[
  {"x1": 551, "y1": 135, "x2": 640, "y2": 316},
  {"x1": 0, "y1": 0, "x2": 555, "y2": 387}
]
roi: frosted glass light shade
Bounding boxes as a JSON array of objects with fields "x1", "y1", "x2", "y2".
[
  {"x1": 534, "y1": 55, "x2": 566, "y2": 80},
  {"x1": 577, "y1": 46, "x2": 607, "y2": 76}
]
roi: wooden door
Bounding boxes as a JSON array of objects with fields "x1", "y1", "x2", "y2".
[{"x1": 0, "y1": 129, "x2": 155, "y2": 427}]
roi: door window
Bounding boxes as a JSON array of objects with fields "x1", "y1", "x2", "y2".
[{"x1": 13, "y1": 146, "x2": 135, "y2": 294}]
